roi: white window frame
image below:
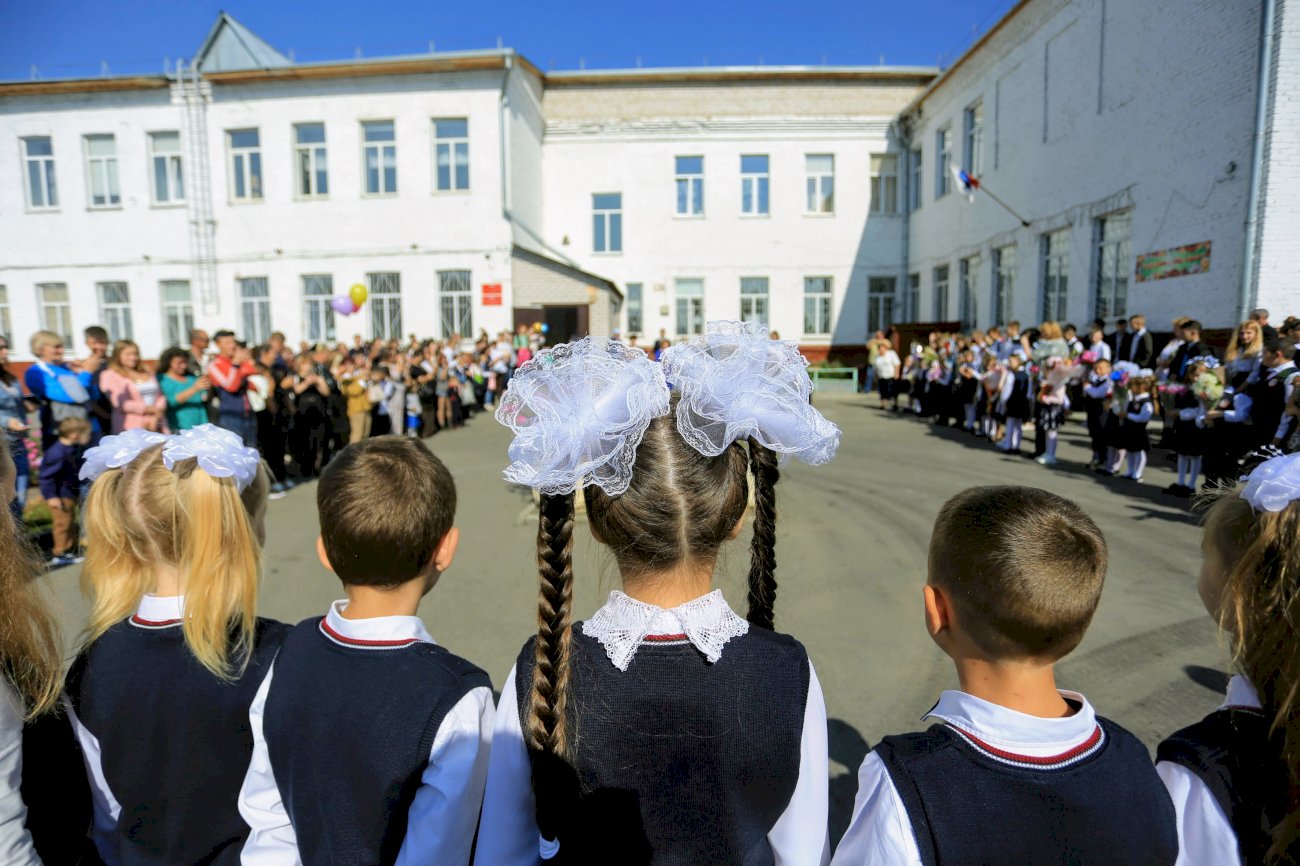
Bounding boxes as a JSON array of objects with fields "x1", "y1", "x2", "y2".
[
  {"x1": 1093, "y1": 211, "x2": 1132, "y2": 321},
  {"x1": 1041, "y1": 229, "x2": 1070, "y2": 322},
  {"x1": 958, "y1": 256, "x2": 980, "y2": 332},
  {"x1": 626, "y1": 282, "x2": 643, "y2": 334},
  {"x1": 148, "y1": 131, "x2": 185, "y2": 206},
  {"x1": 84, "y1": 134, "x2": 121, "y2": 209},
  {"x1": 368, "y1": 272, "x2": 402, "y2": 341},
  {"x1": 160, "y1": 280, "x2": 193, "y2": 347},
  {"x1": 675, "y1": 156, "x2": 704, "y2": 217},
  {"x1": 294, "y1": 123, "x2": 329, "y2": 199},
  {"x1": 933, "y1": 265, "x2": 950, "y2": 321},
  {"x1": 870, "y1": 154, "x2": 898, "y2": 214},
  {"x1": 0, "y1": 286, "x2": 9, "y2": 346},
  {"x1": 675, "y1": 278, "x2": 705, "y2": 336},
  {"x1": 438, "y1": 270, "x2": 473, "y2": 339},
  {"x1": 906, "y1": 273, "x2": 921, "y2": 321},
  {"x1": 22, "y1": 136, "x2": 58, "y2": 211},
  {"x1": 433, "y1": 118, "x2": 470, "y2": 192},
  {"x1": 593, "y1": 193, "x2": 623, "y2": 254},
  {"x1": 805, "y1": 154, "x2": 835, "y2": 214},
  {"x1": 303, "y1": 274, "x2": 336, "y2": 343},
  {"x1": 804, "y1": 276, "x2": 833, "y2": 335},
  {"x1": 239, "y1": 277, "x2": 272, "y2": 345},
  {"x1": 935, "y1": 128, "x2": 952, "y2": 198},
  {"x1": 228, "y1": 129, "x2": 263, "y2": 202},
  {"x1": 867, "y1": 277, "x2": 896, "y2": 336},
  {"x1": 740, "y1": 155, "x2": 769, "y2": 216},
  {"x1": 97, "y1": 282, "x2": 133, "y2": 341},
  {"x1": 963, "y1": 102, "x2": 984, "y2": 175},
  {"x1": 992, "y1": 246, "x2": 1016, "y2": 327},
  {"x1": 909, "y1": 148, "x2": 922, "y2": 211},
  {"x1": 740, "y1": 277, "x2": 770, "y2": 327},
  {"x1": 37, "y1": 283, "x2": 73, "y2": 347},
  {"x1": 362, "y1": 120, "x2": 397, "y2": 196}
]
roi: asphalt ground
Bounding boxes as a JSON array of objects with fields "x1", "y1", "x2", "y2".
[{"x1": 48, "y1": 393, "x2": 1223, "y2": 842}]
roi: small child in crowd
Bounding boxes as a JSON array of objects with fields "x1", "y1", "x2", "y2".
[
  {"x1": 38, "y1": 416, "x2": 91, "y2": 566},
  {"x1": 997, "y1": 355, "x2": 1032, "y2": 454},
  {"x1": 1120, "y1": 373, "x2": 1157, "y2": 482},
  {"x1": 1157, "y1": 454, "x2": 1300, "y2": 865},
  {"x1": 239, "y1": 436, "x2": 492, "y2": 864},
  {"x1": 1083, "y1": 358, "x2": 1114, "y2": 469},
  {"x1": 833, "y1": 485, "x2": 1177, "y2": 865}
]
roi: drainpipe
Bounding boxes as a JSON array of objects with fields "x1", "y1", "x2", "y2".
[
  {"x1": 498, "y1": 54, "x2": 514, "y2": 219},
  {"x1": 1239, "y1": 0, "x2": 1275, "y2": 322},
  {"x1": 893, "y1": 119, "x2": 912, "y2": 326}
]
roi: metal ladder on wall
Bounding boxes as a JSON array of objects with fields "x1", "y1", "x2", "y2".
[{"x1": 177, "y1": 61, "x2": 220, "y2": 318}]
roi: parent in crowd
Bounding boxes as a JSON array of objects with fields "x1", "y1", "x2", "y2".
[
  {"x1": 99, "y1": 340, "x2": 166, "y2": 433},
  {"x1": 208, "y1": 330, "x2": 258, "y2": 447},
  {"x1": 158, "y1": 347, "x2": 210, "y2": 432},
  {"x1": 1124, "y1": 314, "x2": 1155, "y2": 368},
  {"x1": 0, "y1": 337, "x2": 31, "y2": 519},
  {"x1": 23, "y1": 330, "x2": 97, "y2": 449}
]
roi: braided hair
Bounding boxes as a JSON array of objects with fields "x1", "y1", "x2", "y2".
[{"x1": 745, "y1": 440, "x2": 780, "y2": 630}]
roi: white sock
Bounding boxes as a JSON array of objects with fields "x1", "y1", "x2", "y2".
[
  {"x1": 1045, "y1": 431, "x2": 1058, "y2": 460},
  {"x1": 1129, "y1": 451, "x2": 1147, "y2": 479},
  {"x1": 1177, "y1": 455, "x2": 1188, "y2": 487},
  {"x1": 1010, "y1": 419, "x2": 1023, "y2": 450},
  {"x1": 1189, "y1": 456, "x2": 1202, "y2": 487},
  {"x1": 1111, "y1": 449, "x2": 1127, "y2": 473}
]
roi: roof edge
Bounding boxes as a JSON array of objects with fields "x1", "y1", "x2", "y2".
[
  {"x1": 546, "y1": 65, "x2": 938, "y2": 86},
  {"x1": 0, "y1": 75, "x2": 172, "y2": 96}
]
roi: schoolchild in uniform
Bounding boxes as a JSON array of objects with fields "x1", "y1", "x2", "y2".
[
  {"x1": 1082, "y1": 358, "x2": 1114, "y2": 469},
  {"x1": 1164, "y1": 358, "x2": 1214, "y2": 497},
  {"x1": 1158, "y1": 454, "x2": 1300, "y2": 866},
  {"x1": 65, "y1": 425, "x2": 287, "y2": 865},
  {"x1": 477, "y1": 323, "x2": 840, "y2": 865},
  {"x1": 954, "y1": 352, "x2": 981, "y2": 433},
  {"x1": 832, "y1": 485, "x2": 1178, "y2": 866},
  {"x1": 996, "y1": 354, "x2": 1032, "y2": 454},
  {"x1": 239, "y1": 436, "x2": 492, "y2": 865},
  {"x1": 1121, "y1": 372, "x2": 1157, "y2": 482},
  {"x1": 980, "y1": 355, "x2": 1005, "y2": 442}
]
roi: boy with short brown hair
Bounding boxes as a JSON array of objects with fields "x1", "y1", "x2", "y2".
[{"x1": 833, "y1": 485, "x2": 1178, "y2": 865}]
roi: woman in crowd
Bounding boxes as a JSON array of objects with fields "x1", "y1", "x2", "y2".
[
  {"x1": 159, "y1": 347, "x2": 211, "y2": 433},
  {"x1": 1223, "y1": 319, "x2": 1264, "y2": 389},
  {"x1": 0, "y1": 337, "x2": 32, "y2": 520},
  {"x1": 99, "y1": 340, "x2": 166, "y2": 433},
  {"x1": 24, "y1": 330, "x2": 96, "y2": 449},
  {"x1": 289, "y1": 355, "x2": 331, "y2": 479}
]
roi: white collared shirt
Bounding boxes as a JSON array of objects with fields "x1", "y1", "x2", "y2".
[
  {"x1": 0, "y1": 681, "x2": 41, "y2": 866},
  {"x1": 238, "y1": 600, "x2": 494, "y2": 866},
  {"x1": 475, "y1": 590, "x2": 830, "y2": 866},
  {"x1": 1156, "y1": 675, "x2": 1258, "y2": 866},
  {"x1": 831, "y1": 689, "x2": 1102, "y2": 866}
]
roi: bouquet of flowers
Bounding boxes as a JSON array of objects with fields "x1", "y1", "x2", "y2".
[
  {"x1": 1158, "y1": 383, "x2": 1188, "y2": 398},
  {"x1": 1079, "y1": 349, "x2": 1099, "y2": 365},
  {"x1": 1192, "y1": 371, "x2": 1225, "y2": 406}
]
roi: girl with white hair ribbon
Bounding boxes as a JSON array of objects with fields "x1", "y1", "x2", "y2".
[
  {"x1": 63, "y1": 425, "x2": 290, "y2": 864},
  {"x1": 478, "y1": 322, "x2": 840, "y2": 865}
]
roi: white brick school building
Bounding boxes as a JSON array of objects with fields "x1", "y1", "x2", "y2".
[{"x1": 0, "y1": 0, "x2": 1295, "y2": 361}]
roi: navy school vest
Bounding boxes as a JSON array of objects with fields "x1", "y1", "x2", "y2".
[
  {"x1": 514, "y1": 627, "x2": 810, "y2": 866},
  {"x1": 875, "y1": 717, "x2": 1178, "y2": 866},
  {"x1": 262, "y1": 617, "x2": 490, "y2": 866},
  {"x1": 65, "y1": 615, "x2": 289, "y2": 866}
]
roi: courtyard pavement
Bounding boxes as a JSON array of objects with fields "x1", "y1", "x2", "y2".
[{"x1": 48, "y1": 392, "x2": 1222, "y2": 841}]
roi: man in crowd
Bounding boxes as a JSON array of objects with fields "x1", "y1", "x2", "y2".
[
  {"x1": 1106, "y1": 317, "x2": 1129, "y2": 361},
  {"x1": 208, "y1": 330, "x2": 258, "y2": 447},
  {"x1": 1252, "y1": 308, "x2": 1279, "y2": 342},
  {"x1": 1124, "y1": 314, "x2": 1154, "y2": 368},
  {"x1": 81, "y1": 325, "x2": 111, "y2": 442}
]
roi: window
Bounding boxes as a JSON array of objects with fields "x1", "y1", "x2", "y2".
[
  {"x1": 626, "y1": 283, "x2": 643, "y2": 334},
  {"x1": 294, "y1": 123, "x2": 328, "y2": 197},
  {"x1": 933, "y1": 265, "x2": 950, "y2": 320},
  {"x1": 369, "y1": 272, "x2": 402, "y2": 341},
  {"x1": 958, "y1": 256, "x2": 980, "y2": 331},
  {"x1": 1094, "y1": 211, "x2": 1132, "y2": 320},
  {"x1": 1041, "y1": 228, "x2": 1070, "y2": 321},
  {"x1": 438, "y1": 270, "x2": 473, "y2": 339},
  {"x1": 0, "y1": 287, "x2": 8, "y2": 345},
  {"x1": 992, "y1": 246, "x2": 1016, "y2": 327},
  {"x1": 303, "y1": 275, "x2": 335, "y2": 343},
  {"x1": 161, "y1": 280, "x2": 193, "y2": 347},
  {"x1": 228, "y1": 129, "x2": 263, "y2": 201},
  {"x1": 741, "y1": 155, "x2": 769, "y2": 215},
  {"x1": 149, "y1": 132, "x2": 185, "y2": 205},
  {"x1": 908, "y1": 148, "x2": 922, "y2": 211},
  {"x1": 98, "y1": 282, "x2": 133, "y2": 341},
  {"x1": 38, "y1": 283, "x2": 72, "y2": 346},
  {"x1": 804, "y1": 277, "x2": 833, "y2": 335},
  {"x1": 239, "y1": 277, "x2": 272, "y2": 345},
  {"x1": 963, "y1": 102, "x2": 984, "y2": 175},
  {"x1": 434, "y1": 119, "x2": 469, "y2": 192},
  {"x1": 870, "y1": 154, "x2": 898, "y2": 214},
  {"x1": 805, "y1": 154, "x2": 835, "y2": 214},
  {"x1": 593, "y1": 193, "x2": 622, "y2": 253},
  {"x1": 935, "y1": 128, "x2": 951, "y2": 198},
  {"x1": 362, "y1": 121, "x2": 397, "y2": 195},
  {"x1": 740, "y1": 277, "x2": 769, "y2": 326},
  {"x1": 868, "y1": 277, "x2": 896, "y2": 336},
  {"x1": 22, "y1": 136, "x2": 57, "y2": 209},
  {"x1": 84, "y1": 134, "x2": 120, "y2": 208},
  {"x1": 675, "y1": 156, "x2": 703, "y2": 216},
  {"x1": 675, "y1": 279, "x2": 704, "y2": 336},
  {"x1": 906, "y1": 273, "x2": 920, "y2": 321}
]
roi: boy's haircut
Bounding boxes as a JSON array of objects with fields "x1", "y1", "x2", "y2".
[
  {"x1": 84, "y1": 326, "x2": 109, "y2": 343},
  {"x1": 213, "y1": 330, "x2": 235, "y2": 341},
  {"x1": 58, "y1": 417, "x2": 92, "y2": 439},
  {"x1": 1184, "y1": 320, "x2": 1203, "y2": 334},
  {"x1": 317, "y1": 437, "x2": 456, "y2": 587},
  {"x1": 929, "y1": 485, "x2": 1107, "y2": 660},
  {"x1": 1265, "y1": 336, "x2": 1295, "y2": 359}
]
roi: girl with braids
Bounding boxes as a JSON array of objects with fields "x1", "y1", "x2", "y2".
[
  {"x1": 1157, "y1": 452, "x2": 1300, "y2": 865},
  {"x1": 478, "y1": 323, "x2": 840, "y2": 866},
  {"x1": 64, "y1": 426, "x2": 288, "y2": 865}
]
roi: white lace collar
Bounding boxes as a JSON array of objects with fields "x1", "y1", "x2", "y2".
[{"x1": 581, "y1": 590, "x2": 749, "y2": 671}]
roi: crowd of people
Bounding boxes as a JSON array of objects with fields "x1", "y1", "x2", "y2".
[
  {"x1": 866, "y1": 308, "x2": 1300, "y2": 494},
  {"x1": 5, "y1": 323, "x2": 547, "y2": 565}
]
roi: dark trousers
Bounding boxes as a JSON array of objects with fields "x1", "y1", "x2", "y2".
[
  {"x1": 290, "y1": 409, "x2": 327, "y2": 478},
  {"x1": 257, "y1": 411, "x2": 288, "y2": 484},
  {"x1": 218, "y1": 411, "x2": 257, "y2": 448}
]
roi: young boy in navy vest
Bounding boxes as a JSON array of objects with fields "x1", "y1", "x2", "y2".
[
  {"x1": 238, "y1": 436, "x2": 493, "y2": 865},
  {"x1": 832, "y1": 485, "x2": 1178, "y2": 865}
]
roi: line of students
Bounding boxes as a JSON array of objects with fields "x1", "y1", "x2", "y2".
[{"x1": 0, "y1": 322, "x2": 1293, "y2": 865}]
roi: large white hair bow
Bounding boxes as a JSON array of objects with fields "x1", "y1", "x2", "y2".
[
  {"x1": 79, "y1": 428, "x2": 169, "y2": 484},
  {"x1": 1241, "y1": 451, "x2": 1300, "y2": 513},
  {"x1": 161, "y1": 424, "x2": 263, "y2": 492},
  {"x1": 662, "y1": 321, "x2": 841, "y2": 465},
  {"x1": 496, "y1": 338, "x2": 669, "y2": 496}
]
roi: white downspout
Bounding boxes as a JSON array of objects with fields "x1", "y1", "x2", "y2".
[{"x1": 1239, "y1": 0, "x2": 1276, "y2": 322}]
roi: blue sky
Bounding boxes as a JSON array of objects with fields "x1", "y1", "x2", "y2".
[{"x1": 0, "y1": 0, "x2": 1018, "y2": 81}]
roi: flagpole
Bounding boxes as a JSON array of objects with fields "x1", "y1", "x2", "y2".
[{"x1": 978, "y1": 185, "x2": 1031, "y2": 227}]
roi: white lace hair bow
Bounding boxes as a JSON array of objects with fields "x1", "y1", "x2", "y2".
[
  {"x1": 496, "y1": 338, "x2": 670, "y2": 496},
  {"x1": 161, "y1": 424, "x2": 263, "y2": 492},
  {"x1": 1241, "y1": 452, "x2": 1300, "y2": 512},
  {"x1": 662, "y1": 321, "x2": 841, "y2": 465},
  {"x1": 79, "y1": 428, "x2": 169, "y2": 484}
]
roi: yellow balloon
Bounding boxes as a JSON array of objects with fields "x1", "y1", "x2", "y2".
[{"x1": 349, "y1": 283, "x2": 368, "y2": 306}]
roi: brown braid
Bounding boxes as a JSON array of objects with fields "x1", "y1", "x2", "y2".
[
  {"x1": 528, "y1": 491, "x2": 576, "y2": 845},
  {"x1": 746, "y1": 440, "x2": 780, "y2": 630}
]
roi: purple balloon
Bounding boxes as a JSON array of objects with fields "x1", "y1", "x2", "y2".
[{"x1": 331, "y1": 296, "x2": 356, "y2": 316}]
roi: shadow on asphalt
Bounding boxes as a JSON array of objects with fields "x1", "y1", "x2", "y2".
[
  {"x1": 828, "y1": 717, "x2": 871, "y2": 845},
  {"x1": 1184, "y1": 664, "x2": 1230, "y2": 695}
]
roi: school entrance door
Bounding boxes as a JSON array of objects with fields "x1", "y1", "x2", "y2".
[{"x1": 543, "y1": 305, "x2": 587, "y2": 345}]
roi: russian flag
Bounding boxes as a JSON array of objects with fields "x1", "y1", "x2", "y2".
[{"x1": 952, "y1": 166, "x2": 980, "y2": 200}]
